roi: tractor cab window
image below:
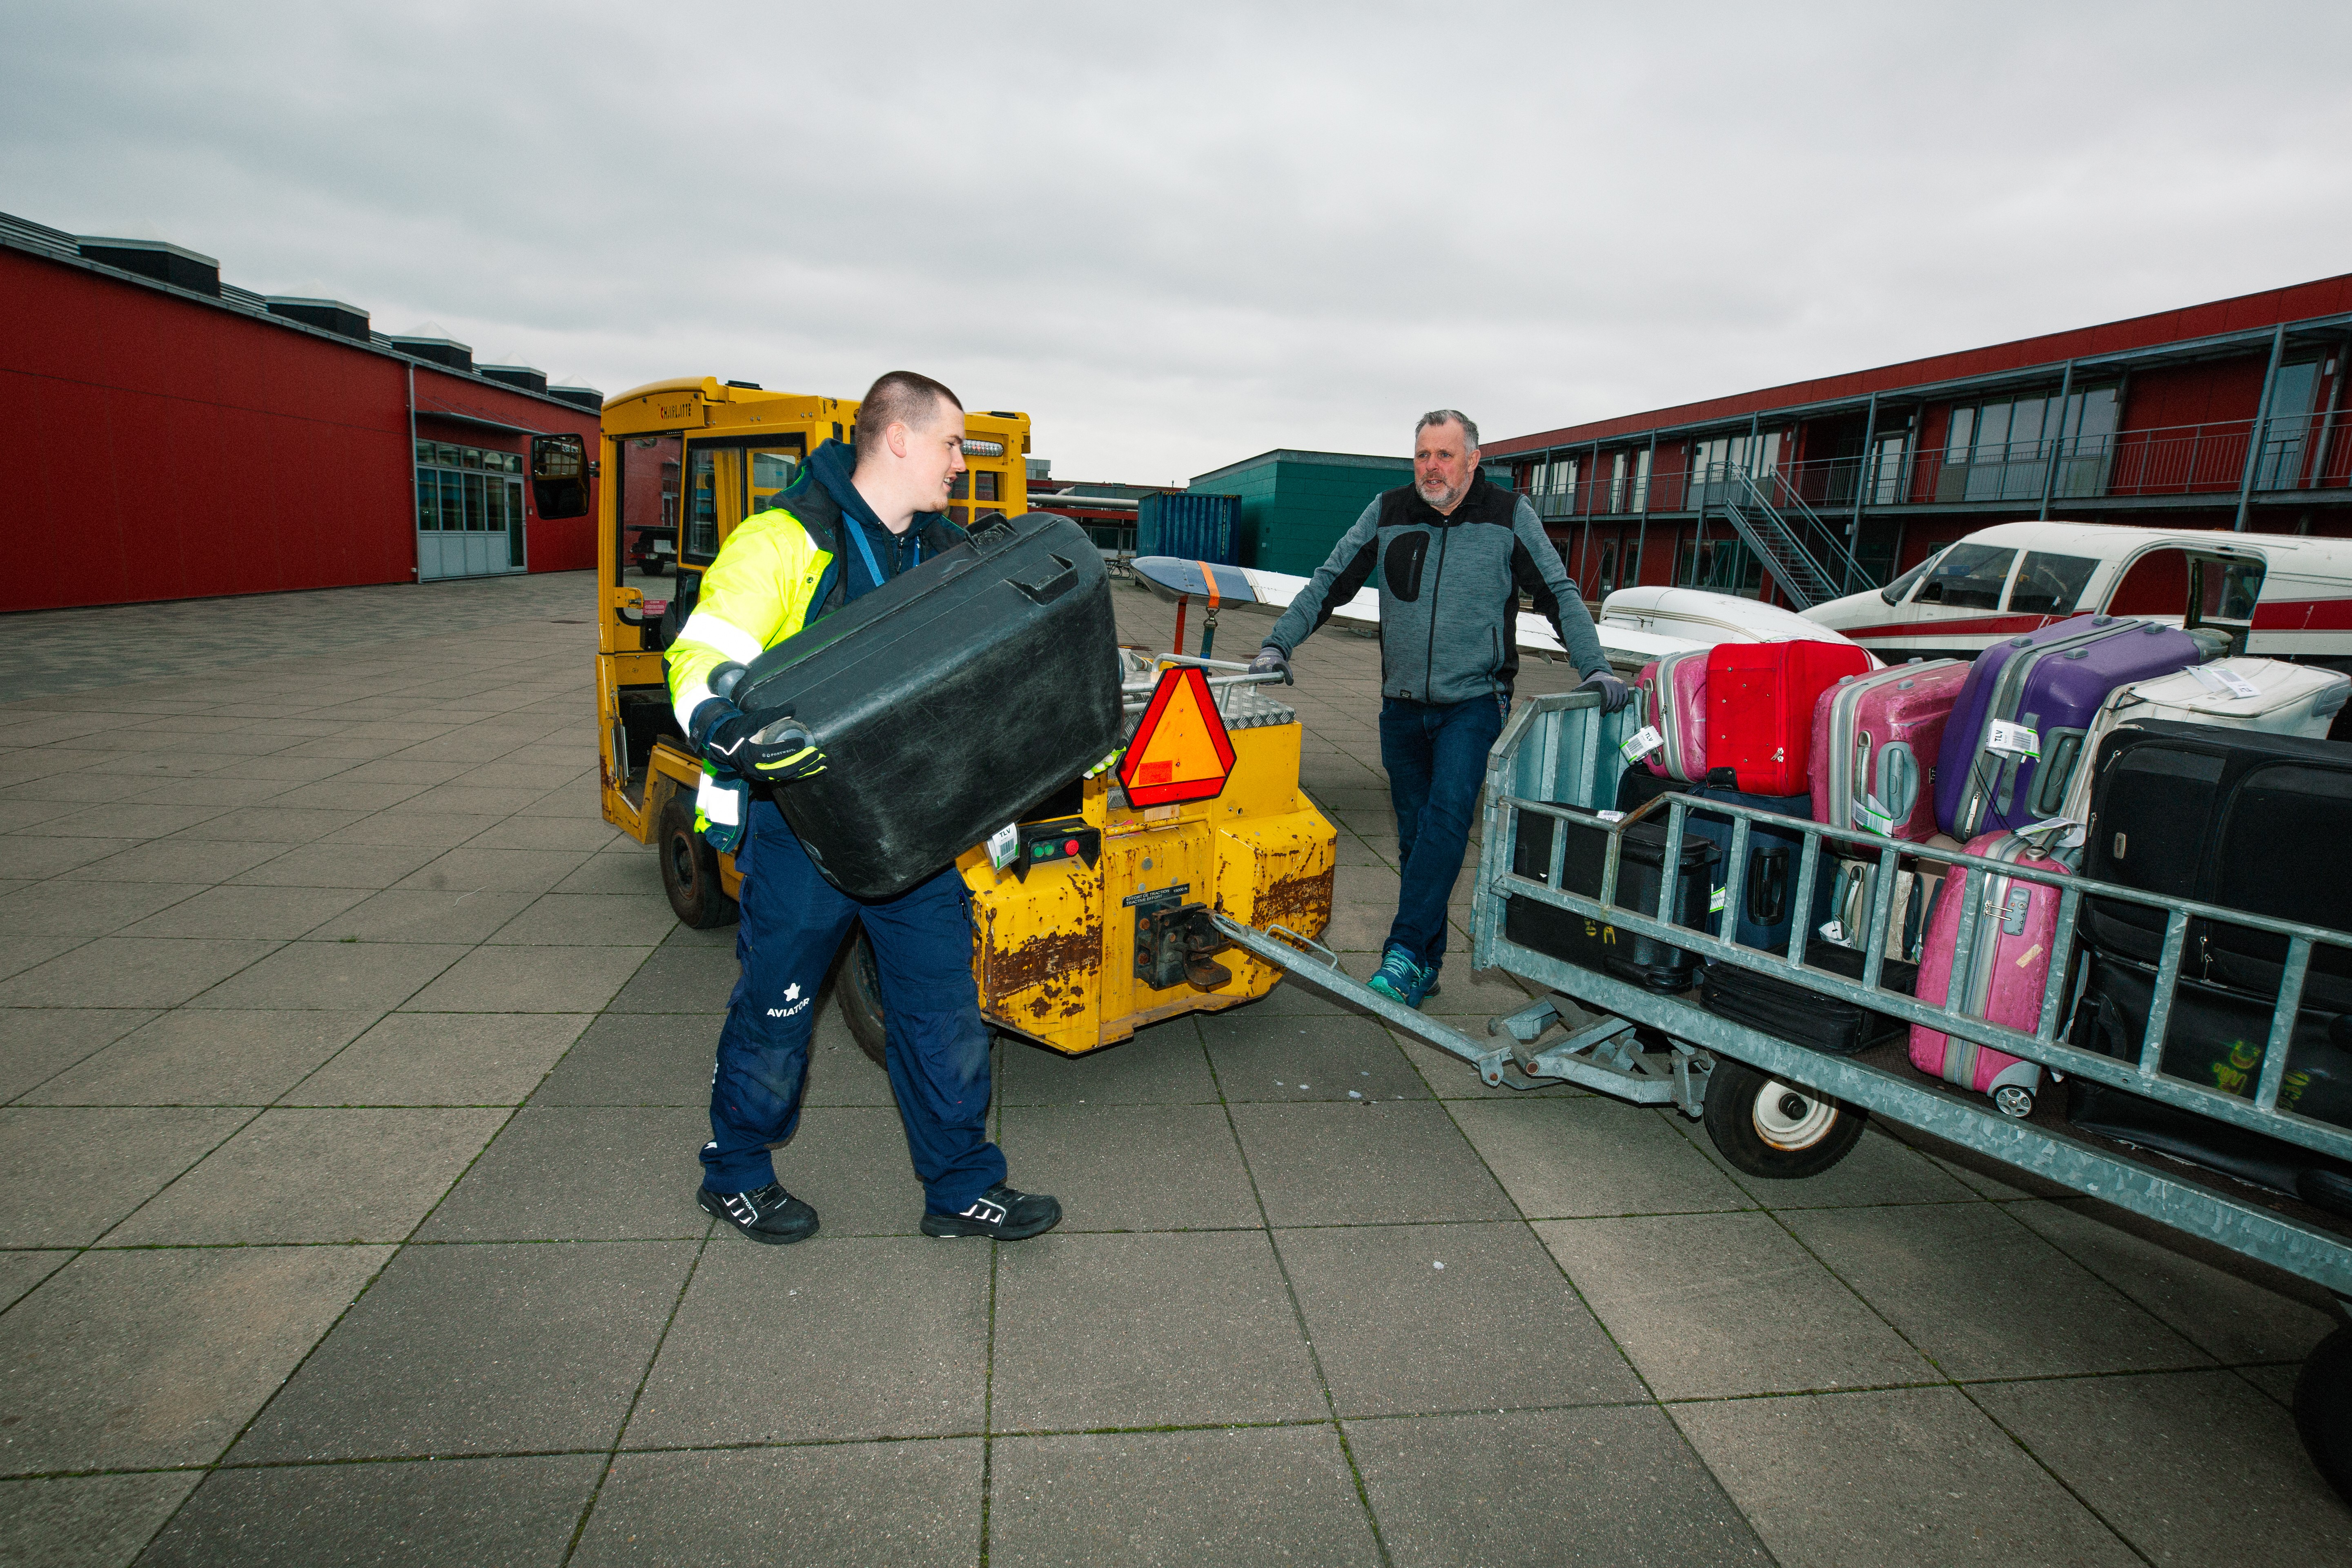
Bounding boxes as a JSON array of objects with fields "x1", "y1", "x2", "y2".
[
  {"x1": 1913, "y1": 543, "x2": 2015, "y2": 609},
  {"x1": 685, "y1": 448, "x2": 722, "y2": 563},
  {"x1": 750, "y1": 448, "x2": 800, "y2": 513}
]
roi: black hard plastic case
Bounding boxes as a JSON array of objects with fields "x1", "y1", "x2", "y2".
[
  {"x1": 733, "y1": 513, "x2": 1122, "y2": 900},
  {"x1": 1698, "y1": 942, "x2": 1919, "y2": 1057},
  {"x1": 1503, "y1": 807, "x2": 1719, "y2": 993}
]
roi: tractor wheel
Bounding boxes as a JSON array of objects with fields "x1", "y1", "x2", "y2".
[
  {"x1": 836, "y1": 929, "x2": 888, "y2": 1068},
  {"x1": 657, "y1": 792, "x2": 738, "y2": 930}
]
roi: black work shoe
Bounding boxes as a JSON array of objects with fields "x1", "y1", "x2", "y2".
[
  {"x1": 921, "y1": 1183, "x2": 1062, "y2": 1241},
  {"x1": 698, "y1": 1182, "x2": 819, "y2": 1245}
]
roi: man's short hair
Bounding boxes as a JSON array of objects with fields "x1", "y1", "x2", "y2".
[
  {"x1": 1415, "y1": 409, "x2": 1479, "y2": 450},
  {"x1": 854, "y1": 371, "x2": 963, "y2": 452}
]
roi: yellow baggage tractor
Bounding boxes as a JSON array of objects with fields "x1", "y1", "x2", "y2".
[{"x1": 527, "y1": 377, "x2": 1334, "y2": 1058}]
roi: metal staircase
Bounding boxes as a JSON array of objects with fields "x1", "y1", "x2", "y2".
[{"x1": 1709, "y1": 469, "x2": 1872, "y2": 610}]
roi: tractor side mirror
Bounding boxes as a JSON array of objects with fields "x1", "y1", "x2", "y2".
[{"x1": 531, "y1": 433, "x2": 590, "y2": 519}]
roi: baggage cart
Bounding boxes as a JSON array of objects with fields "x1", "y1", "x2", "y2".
[{"x1": 1211, "y1": 686, "x2": 2352, "y2": 1503}]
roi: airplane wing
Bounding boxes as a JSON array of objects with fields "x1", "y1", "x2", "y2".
[{"x1": 1129, "y1": 555, "x2": 1702, "y2": 672}]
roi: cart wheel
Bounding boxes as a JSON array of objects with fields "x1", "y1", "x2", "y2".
[
  {"x1": 657, "y1": 793, "x2": 739, "y2": 930},
  {"x1": 641, "y1": 557, "x2": 667, "y2": 577},
  {"x1": 836, "y1": 929, "x2": 888, "y2": 1068},
  {"x1": 1702, "y1": 1057, "x2": 1868, "y2": 1179},
  {"x1": 2295, "y1": 1325, "x2": 2352, "y2": 1506}
]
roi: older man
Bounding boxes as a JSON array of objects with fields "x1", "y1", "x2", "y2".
[{"x1": 1250, "y1": 410, "x2": 1627, "y2": 1006}]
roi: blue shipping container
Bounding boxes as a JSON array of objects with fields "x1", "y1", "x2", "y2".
[{"x1": 1137, "y1": 492, "x2": 1242, "y2": 565}]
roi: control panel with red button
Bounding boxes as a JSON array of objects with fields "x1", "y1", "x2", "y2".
[{"x1": 1009, "y1": 816, "x2": 1102, "y2": 882}]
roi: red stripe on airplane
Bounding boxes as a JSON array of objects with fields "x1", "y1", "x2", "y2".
[{"x1": 1842, "y1": 600, "x2": 2352, "y2": 641}]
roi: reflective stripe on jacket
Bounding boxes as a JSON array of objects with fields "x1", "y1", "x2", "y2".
[
  {"x1": 666, "y1": 507, "x2": 835, "y2": 729},
  {"x1": 664, "y1": 439, "x2": 967, "y2": 729}
]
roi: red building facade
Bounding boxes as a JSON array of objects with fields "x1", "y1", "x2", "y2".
[
  {"x1": 0, "y1": 211, "x2": 605, "y2": 613},
  {"x1": 1488, "y1": 274, "x2": 2352, "y2": 610}
]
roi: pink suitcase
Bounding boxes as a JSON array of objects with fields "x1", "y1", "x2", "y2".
[
  {"x1": 1809, "y1": 659, "x2": 1969, "y2": 842},
  {"x1": 1635, "y1": 649, "x2": 1708, "y2": 781},
  {"x1": 1909, "y1": 831, "x2": 2067, "y2": 1118}
]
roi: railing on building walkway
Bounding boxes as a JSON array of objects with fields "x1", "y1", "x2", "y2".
[{"x1": 1523, "y1": 408, "x2": 2352, "y2": 523}]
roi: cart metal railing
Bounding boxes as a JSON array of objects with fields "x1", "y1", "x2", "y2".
[{"x1": 1460, "y1": 688, "x2": 2352, "y2": 1292}]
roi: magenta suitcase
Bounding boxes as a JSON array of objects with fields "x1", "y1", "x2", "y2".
[
  {"x1": 1809, "y1": 659, "x2": 1969, "y2": 842},
  {"x1": 1635, "y1": 649, "x2": 1709, "y2": 781},
  {"x1": 1909, "y1": 831, "x2": 2067, "y2": 1118}
]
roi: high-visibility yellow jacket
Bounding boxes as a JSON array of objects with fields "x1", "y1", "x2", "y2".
[{"x1": 666, "y1": 441, "x2": 964, "y2": 731}]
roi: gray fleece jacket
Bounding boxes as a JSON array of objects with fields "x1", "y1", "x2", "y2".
[{"x1": 1265, "y1": 473, "x2": 1608, "y2": 705}]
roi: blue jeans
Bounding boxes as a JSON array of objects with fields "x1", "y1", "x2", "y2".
[
  {"x1": 1378, "y1": 693, "x2": 1506, "y2": 973},
  {"x1": 702, "y1": 797, "x2": 1006, "y2": 1212}
]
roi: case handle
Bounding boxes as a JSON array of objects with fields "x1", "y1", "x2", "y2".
[
  {"x1": 1748, "y1": 847, "x2": 1789, "y2": 927},
  {"x1": 1875, "y1": 742, "x2": 1919, "y2": 825},
  {"x1": 1012, "y1": 553, "x2": 1078, "y2": 605}
]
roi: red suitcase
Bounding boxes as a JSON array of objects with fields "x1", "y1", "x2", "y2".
[{"x1": 1705, "y1": 640, "x2": 1873, "y2": 796}]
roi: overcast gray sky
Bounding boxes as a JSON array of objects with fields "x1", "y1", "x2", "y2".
[{"x1": 7, "y1": 2, "x2": 2350, "y2": 482}]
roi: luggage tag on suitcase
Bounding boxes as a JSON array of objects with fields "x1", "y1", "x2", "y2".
[
  {"x1": 1619, "y1": 725, "x2": 1665, "y2": 763},
  {"x1": 2013, "y1": 815, "x2": 2085, "y2": 851},
  {"x1": 2187, "y1": 664, "x2": 2261, "y2": 699},
  {"x1": 1986, "y1": 719, "x2": 2040, "y2": 758},
  {"x1": 985, "y1": 822, "x2": 1020, "y2": 873}
]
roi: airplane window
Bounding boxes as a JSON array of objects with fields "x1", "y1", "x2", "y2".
[
  {"x1": 1879, "y1": 549, "x2": 1945, "y2": 605},
  {"x1": 2008, "y1": 552, "x2": 2099, "y2": 616},
  {"x1": 2201, "y1": 558, "x2": 2265, "y2": 621},
  {"x1": 1913, "y1": 544, "x2": 2015, "y2": 610}
]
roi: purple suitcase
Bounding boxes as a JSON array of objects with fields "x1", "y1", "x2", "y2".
[{"x1": 1933, "y1": 615, "x2": 2203, "y2": 839}]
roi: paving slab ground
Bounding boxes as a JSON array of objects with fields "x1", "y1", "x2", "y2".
[{"x1": 1, "y1": 566, "x2": 2347, "y2": 1565}]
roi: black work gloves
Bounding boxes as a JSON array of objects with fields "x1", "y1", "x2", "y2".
[
  {"x1": 692, "y1": 700, "x2": 829, "y2": 784},
  {"x1": 1248, "y1": 645, "x2": 1293, "y2": 685},
  {"x1": 1577, "y1": 669, "x2": 1632, "y2": 713}
]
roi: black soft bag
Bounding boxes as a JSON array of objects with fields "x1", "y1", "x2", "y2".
[
  {"x1": 2065, "y1": 951, "x2": 2352, "y2": 1217},
  {"x1": 2079, "y1": 721, "x2": 2352, "y2": 1010},
  {"x1": 733, "y1": 513, "x2": 1122, "y2": 899},
  {"x1": 1502, "y1": 807, "x2": 1718, "y2": 992},
  {"x1": 1698, "y1": 942, "x2": 1919, "y2": 1057}
]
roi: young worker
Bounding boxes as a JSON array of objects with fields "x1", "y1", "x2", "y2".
[
  {"x1": 666, "y1": 370, "x2": 1060, "y2": 1247},
  {"x1": 1249, "y1": 410, "x2": 1629, "y2": 1007}
]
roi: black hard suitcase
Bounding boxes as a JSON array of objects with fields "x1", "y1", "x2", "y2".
[
  {"x1": 1503, "y1": 806, "x2": 1719, "y2": 992},
  {"x1": 1698, "y1": 942, "x2": 1920, "y2": 1056},
  {"x1": 2078, "y1": 720, "x2": 2352, "y2": 1009},
  {"x1": 1615, "y1": 769, "x2": 1691, "y2": 815},
  {"x1": 731, "y1": 512, "x2": 1122, "y2": 900},
  {"x1": 2067, "y1": 952, "x2": 2352, "y2": 1217}
]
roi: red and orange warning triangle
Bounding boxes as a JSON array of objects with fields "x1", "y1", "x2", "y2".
[{"x1": 1118, "y1": 666, "x2": 1236, "y2": 806}]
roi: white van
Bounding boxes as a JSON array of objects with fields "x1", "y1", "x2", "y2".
[{"x1": 1803, "y1": 521, "x2": 2352, "y2": 664}]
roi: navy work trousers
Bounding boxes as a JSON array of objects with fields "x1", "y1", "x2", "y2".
[
  {"x1": 702, "y1": 796, "x2": 1006, "y2": 1213},
  {"x1": 1378, "y1": 693, "x2": 1506, "y2": 973}
]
